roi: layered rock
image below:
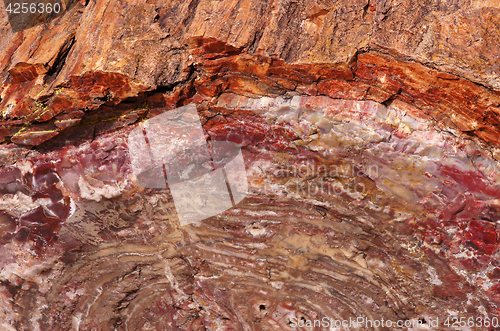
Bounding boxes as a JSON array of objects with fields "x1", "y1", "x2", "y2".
[{"x1": 1, "y1": 0, "x2": 500, "y2": 330}]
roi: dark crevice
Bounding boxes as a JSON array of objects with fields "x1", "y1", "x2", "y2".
[
  {"x1": 246, "y1": 3, "x2": 268, "y2": 54},
  {"x1": 247, "y1": 26, "x2": 265, "y2": 54},
  {"x1": 362, "y1": 2, "x2": 370, "y2": 17},
  {"x1": 481, "y1": 217, "x2": 494, "y2": 223},
  {"x1": 116, "y1": 287, "x2": 140, "y2": 311},
  {"x1": 280, "y1": 2, "x2": 303, "y2": 63},
  {"x1": 182, "y1": 0, "x2": 202, "y2": 31},
  {"x1": 382, "y1": 94, "x2": 399, "y2": 107},
  {"x1": 34, "y1": 63, "x2": 197, "y2": 150},
  {"x1": 148, "y1": 63, "x2": 196, "y2": 96},
  {"x1": 44, "y1": 36, "x2": 76, "y2": 87}
]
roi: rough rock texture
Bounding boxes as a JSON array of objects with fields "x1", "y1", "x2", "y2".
[{"x1": 1, "y1": 0, "x2": 500, "y2": 330}]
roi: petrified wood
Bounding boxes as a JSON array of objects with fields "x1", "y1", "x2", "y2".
[{"x1": 1, "y1": 0, "x2": 500, "y2": 330}]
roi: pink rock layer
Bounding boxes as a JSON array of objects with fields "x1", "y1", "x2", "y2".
[{"x1": 1, "y1": 94, "x2": 500, "y2": 329}]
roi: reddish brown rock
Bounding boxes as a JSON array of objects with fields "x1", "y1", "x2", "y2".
[{"x1": 1, "y1": 0, "x2": 500, "y2": 330}]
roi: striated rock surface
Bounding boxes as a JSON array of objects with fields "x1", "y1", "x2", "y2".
[{"x1": 1, "y1": 0, "x2": 500, "y2": 330}]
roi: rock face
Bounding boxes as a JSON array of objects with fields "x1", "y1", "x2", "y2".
[{"x1": 1, "y1": 0, "x2": 500, "y2": 330}]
